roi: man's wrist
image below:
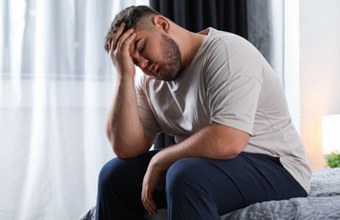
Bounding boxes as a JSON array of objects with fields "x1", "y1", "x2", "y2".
[{"x1": 116, "y1": 72, "x2": 135, "y2": 82}]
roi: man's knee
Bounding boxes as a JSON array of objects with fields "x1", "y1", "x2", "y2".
[
  {"x1": 98, "y1": 153, "x2": 154, "y2": 193},
  {"x1": 166, "y1": 158, "x2": 204, "y2": 195},
  {"x1": 97, "y1": 158, "x2": 127, "y2": 191}
]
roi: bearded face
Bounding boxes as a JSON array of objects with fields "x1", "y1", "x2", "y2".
[
  {"x1": 156, "y1": 33, "x2": 182, "y2": 81},
  {"x1": 129, "y1": 27, "x2": 183, "y2": 81}
]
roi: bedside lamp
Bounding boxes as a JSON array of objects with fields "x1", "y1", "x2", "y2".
[{"x1": 322, "y1": 114, "x2": 340, "y2": 154}]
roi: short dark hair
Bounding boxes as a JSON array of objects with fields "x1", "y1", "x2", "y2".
[{"x1": 104, "y1": 5, "x2": 160, "y2": 53}]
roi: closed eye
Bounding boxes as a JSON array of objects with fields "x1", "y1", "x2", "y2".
[{"x1": 136, "y1": 39, "x2": 145, "y2": 53}]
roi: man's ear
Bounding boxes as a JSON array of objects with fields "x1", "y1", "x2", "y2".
[{"x1": 152, "y1": 15, "x2": 170, "y2": 33}]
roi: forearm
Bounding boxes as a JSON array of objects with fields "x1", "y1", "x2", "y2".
[
  {"x1": 105, "y1": 25, "x2": 152, "y2": 158},
  {"x1": 107, "y1": 76, "x2": 151, "y2": 158},
  {"x1": 150, "y1": 124, "x2": 250, "y2": 170}
]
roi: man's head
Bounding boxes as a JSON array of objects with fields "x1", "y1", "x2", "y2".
[
  {"x1": 104, "y1": 5, "x2": 159, "y2": 53},
  {"x1": 105, "y1": 5, "x2": 182, "y2": 81}
]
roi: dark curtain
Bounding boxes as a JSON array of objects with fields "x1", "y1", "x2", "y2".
[
  {"x1": 150, "y1": 0, "x2": 248, "y2": 148},
  {"x1": 150, "y1": 0, "x2": 248, "y2": 39}
]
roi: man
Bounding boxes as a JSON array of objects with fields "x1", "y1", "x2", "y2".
[{"x1": 96, "y1": 5, "x2": 311, "y2": 220}]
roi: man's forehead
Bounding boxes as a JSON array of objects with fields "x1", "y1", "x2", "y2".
[{"x1": 132, "y1": 29, "x2": 150, "y2": 43}]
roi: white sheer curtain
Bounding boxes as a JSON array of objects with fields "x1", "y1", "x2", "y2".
[{"x1": 0, "y1": 0, "x2": 148, "y2": 219}]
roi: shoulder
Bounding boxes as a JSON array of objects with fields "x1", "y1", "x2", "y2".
[
  {"x1": 199, "y1": 28, "x2": 257, "y2": 69},
  {"x1": 203, "y1": 28, "x2": 251, "y2": 51},
  {"x1": 200, "y1": 28, "x2": 269, "y2": 82}
]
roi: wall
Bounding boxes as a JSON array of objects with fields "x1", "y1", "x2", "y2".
[{"x1": 300, "y1": 0, "x2": 340, "y2": 168}]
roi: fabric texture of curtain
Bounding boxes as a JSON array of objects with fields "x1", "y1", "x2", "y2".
[
  {"x1": 0, "y1": 0, "x2": 148, "y2": 220},
  {"x1": 150, "y1": 0, "x2": 248, "y2": 38}
]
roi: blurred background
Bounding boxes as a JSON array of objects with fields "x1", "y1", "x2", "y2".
[{"x1": 1, "y1": 0, "x2": 339, "y2": 219}]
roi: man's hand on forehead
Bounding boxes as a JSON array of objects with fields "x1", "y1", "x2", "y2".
[
  {"x1": 107, "y1": 22, "x2": 137, "y2": 76},
  {"x1": 108, "y1": 23, "x2": 136, "y2": 53}
]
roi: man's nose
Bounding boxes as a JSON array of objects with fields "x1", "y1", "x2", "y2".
[{"x1": 138, "y1": 57, "x2": 149, "y2": 69}]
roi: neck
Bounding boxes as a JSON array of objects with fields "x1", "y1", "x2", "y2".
[{"x1": 171, "y1": 25, "x2": 206, "y2": 70}]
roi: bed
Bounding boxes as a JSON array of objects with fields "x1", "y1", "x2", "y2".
[{"x1": 79, "y1": 167, "x2": 340, "y2": 220}]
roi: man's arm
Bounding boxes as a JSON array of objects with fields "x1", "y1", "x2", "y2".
[
  {"x1": 106, "y1": 23, "x2": 152, "y2": 158},
  {"x1": 141, "y1": 123, "x2": 250, "y2": 214},
  {"x1": 150, "y1": 123, "x2": 250, "y2": 171},
  {"x1": 158, "y1": 123, "x2": 249, "y2": 161}
]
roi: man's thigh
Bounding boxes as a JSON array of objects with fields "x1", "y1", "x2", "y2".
[{"x1": 166, "y1": 152, "x2": 307, "y2": 215}]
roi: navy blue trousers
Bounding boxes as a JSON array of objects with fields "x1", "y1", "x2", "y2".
[{"x1": 95, "y1": 151, "x2": 307, "y2": 220}]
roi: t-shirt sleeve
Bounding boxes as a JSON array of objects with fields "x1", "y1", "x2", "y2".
[
  {"x1": 204, "y1": 39, "x2": 263, "y2": 135},
  {"x1": 135, "y1": 75, "x2": 162, "y2": 140}
]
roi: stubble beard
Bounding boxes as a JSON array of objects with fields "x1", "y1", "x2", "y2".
[{"x1": 158, "y1": 34, "x2": 182, "y2": 81}]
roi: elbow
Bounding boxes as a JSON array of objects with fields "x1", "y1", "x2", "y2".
[
  {"x1": 106, "y1": 129, "x2": 152, "y2": 159},
  {"x1": 223, "y1": 148, "x2": 241, "y2": 160},
  {"x1": 111, "y1": 143, "x2": 136, "y2": 159},
  {"x1": 114, "y1": 151, "x2": 133, "y2": 159},
  {"x1": 219, "y1": 142, "x2": 246, "y2": 160},
  {"x1": 111, "y1": 142, "x2": 149, "y2": 159},
  {"x1": 106, "y1": 131, "x2": 133, "y2": 158},
  {"x1": 232, "y1": 143, "x2": 245, "y2": 155},
  {"x1": 210, "y1": 123, "x2": 250, "y2": 160},
  {"x1": 227, "y1": 150, "x2": 241, "y2": 160}
]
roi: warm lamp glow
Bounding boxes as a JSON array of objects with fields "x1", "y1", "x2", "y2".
[{"x1": 322, "y1": 114, "x2": 340, "y2": 154}]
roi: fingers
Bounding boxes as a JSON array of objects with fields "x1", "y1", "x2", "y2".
[
  {"x1": 107, "y1": 23, "x2": 136, "y2": 76},
  {"x1": 109, "y1": 23, "x2": 135, "y2": 54},
  {"x1": 118, "y1": 30, "x2": 136, "y2": 52},
  {"x1": 108, "y1": 23, "x2": 125, "y2": 52},
  {"x1": 113, "y1": 23, "x2": 126, "y2": 48},
  {"x1": 141, "y1": 174, "x2": 157, "y2": 215},
  {"x1": 142, "y1": 188, "x2": 157, "y2": 215}
]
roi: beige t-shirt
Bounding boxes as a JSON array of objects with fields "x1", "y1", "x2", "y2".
[{"x1": 135, "y1": 28, "x2": 311, "y2": 192}]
